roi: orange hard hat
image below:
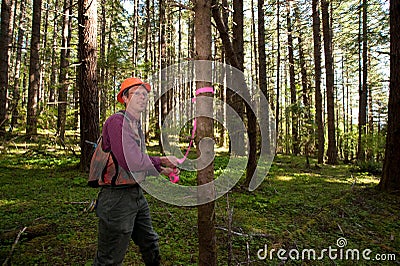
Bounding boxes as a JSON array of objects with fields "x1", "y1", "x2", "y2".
[{"x1": 117, "y1": 77, "x2": 151, "y2": 103}]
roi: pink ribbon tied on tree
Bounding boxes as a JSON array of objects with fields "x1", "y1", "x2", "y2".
[{"x1": 168, "y1": 86, "x2": 215, "y2": 183}]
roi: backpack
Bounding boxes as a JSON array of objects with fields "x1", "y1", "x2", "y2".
[
  {"x1": 87, "y1": 137, "x2": 108, "y2": 187},
  {"x1": 87, "y1": 112, "x2": 145, "y2": 188}
]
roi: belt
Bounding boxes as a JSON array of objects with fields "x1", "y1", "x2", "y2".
[{"x1": 101, "y1": 183, "x2": 140, "y2": 189}]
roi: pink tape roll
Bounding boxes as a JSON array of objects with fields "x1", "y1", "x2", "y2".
[{"x1": 168, "y1": 168, "x2": 180, "y2": 183}]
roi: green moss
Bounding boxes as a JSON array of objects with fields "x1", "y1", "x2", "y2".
[{"x1": 0, "y1": 137, "x2": 399, "y2": 265}]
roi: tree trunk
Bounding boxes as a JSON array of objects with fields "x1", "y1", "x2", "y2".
[
  {"x1": 286, "y1": 1, "x2": 299, "y2": 155},
  {"x1": 78, "y1": 0, "x2": 99, "y2": 171},
  {"x1": 357, "y1": 0, "x2": 368, "y2": 162},
  {"x1": 10, "y1": 0, "x2": 27, "y2": 132},
  {"x1": 378, "y1": 0, "x2": 400, "y2": 194},
  {"x1": 223, "y1": 0, "x2": 245, "y2": 157},
  {"x1": 258, "y1": 0, "x2": 266, "y2": 105},
  {"x1": 132, "y1": 0, "x2": 138, "y2": 73},
  {"x1": 26, "y1": 0, "x2": 42, "y2": 137},
  {"x1": 41, "y1": 0, "x2": 50, "y2": 117},
  {"x1": 211, "y1": 0, "x2": 258, "y2": 188},
  {"x1": 158, "y1": 0, "x2": 167, "y2": 150},
  {"x1": 276, "y1": 0, "x2": 281, "y2": 152},
  {"x1": 49, "y1": 0, "x2": 59, "y2": 104},
  {"x1": 144, "y1": 0, "x2": 150, "y2": 66},
  {"x1": 251, "y1": 0, "x2": 258, "y2": 88},
  {"x1": 367, "y1": 75, "x2": 373, "y2": 160},
  {"x1": 321, "y1": 0, "x2": 337, "y2": 164},
  {"x1": 312, "y1": 0, "x2": 324, "y2": 164},
  {"x1": 295, "y1": 4, "x2": 311, "y2": 166},
  {"x1": 99, "y1": 0, "x2": 107, "y2": 124},
  {"x1": 195, "y1": 2, "x2": 216, "y2": 265},
  {"x1": 57, "y1": 0, "x2": 72, "y2": 142},
  {"x1": 105, "y1": 0, "x2": 113, "y2": 113},
  {"x1": 0, "y1": 0, "x2": 13, "y2": 135}
]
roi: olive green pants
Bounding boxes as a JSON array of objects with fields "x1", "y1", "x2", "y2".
[{"x1": 93, "y1": 186, "x2": 160, "y2": 266}]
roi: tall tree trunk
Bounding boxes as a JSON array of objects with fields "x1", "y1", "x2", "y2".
[
  {"x1": 0, "y1": 0, "x2": 13, "y2": 135},
  {"x1": 132, "y1": 0, "x2": 138, "y2": 73},
  {"x1": 367, "y1": 75, "x2": 373, "y2": 160},
  {"x1": 343, "y1": 57, "x2": 349, "y2": 163},
  {"x1": 258, "y1": 0, "x2": 266, "y2": 107},
  {"x1": 286, "y1": 1, "x2": 299, "y2": 155},
  {"x1": 295, "y1": 4, "x2": 311, "y2": 166},
  {"x1": 99, "y1": 0, "x2": 107, "y2": 124},
  {"x1": 378, "y1": 0, "x2": 400, "y2": 194},
  {"x1": 26, "y1": 0, "x2": 42, "y2": 137},
  {"x1": 257, "y1": 0, "x2": 271, "y2": 161},
  {"x1": 158, "y1": 0, "x2": 167, "y2": 150},
  {"x1": 312, "y1": 0, "x2": 324, "y2": 164},
  {"x1": 105, "y1": 0, "x2": 113, "y2": 113},
  {"x1": 10, "y1": 0, "x2": 27, "y2": 132},
  {"x1": 321, "y1": 0, "x2": 337, "y2": 164},
  {"x1": 276, "y1": 0, "x2": 281, "y2": 152},
  {"x1": 228, "y1": 0, "x2": 246, "y2": 156},
  {"x1": 41, "y1": 0, "x2": 50, "y2": 119},
  {"x1": 211, "y1": 0, "x2": 258, "y2": 187},
  {"x1": 251, "y1": 0, "x2": 258, "y2": 87},
  {"x1": 57, "y1": 0, "x2": 72, "y2": 142},
  {"x1": 78, "y1": 0, "x2": 99, "y2": 171},
  {"x1": 357, "y1": 0, "x2": 368, "y2": 162},
  {"x1": 195, "y1": 2, "x2": 216, "y2": 265},
  {"x1": 144, "y1": 0, "x2": 150, "y2": 67},
  {"x1": 49, "y1": 0, "x2": 59, "y2": 103},
  {"x1": 255, "y1": 0, "x2": 268, "y2": 153}
]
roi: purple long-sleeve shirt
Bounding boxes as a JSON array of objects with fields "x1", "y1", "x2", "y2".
[{"x1": 101, "y1": 111, "x2": 161, "y2": 176}]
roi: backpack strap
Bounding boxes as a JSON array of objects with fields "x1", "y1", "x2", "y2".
[{"x1": 110, "y1": 151, "x2": 120, "y2": 187}]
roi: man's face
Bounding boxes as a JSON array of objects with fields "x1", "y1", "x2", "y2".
[{"x1": 124, "y1": 86, "x2": 149, "y2": 115}]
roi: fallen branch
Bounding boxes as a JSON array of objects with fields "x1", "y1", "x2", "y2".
[
  {"x1": 216, "y1": 226, "x2": 272, "y2": 238},
  {"x1": 2, "y1": 226, "x2": 27, "y2": 266},
  {"x1": 64, "y1": 201, "x2": 89, "y2": 205}
]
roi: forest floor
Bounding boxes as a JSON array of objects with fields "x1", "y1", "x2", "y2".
[{"x1": 0, "y1": 133, "x2": 399, "y2": 265}]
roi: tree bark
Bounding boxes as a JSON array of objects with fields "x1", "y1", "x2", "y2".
[
  {"x1": 195, "y1": 2, "x2": 216, "y2": 265},
  {"x1": 312, "y1": 0, "x2": 324, "y2": 164},
  {"x1": 78, "y1": 0, "x2": 99, "y2": 171},
  {"x1": 49, "y1": 0, "x2": 59, "y2": 104},
  {"x1": 0, "y1": 0, "x2": 14, "y2": 135},
  {"x1": 26, "y1": 0, "x2": 42, "y2": 137},
  {"x1": 158, "y1": 0, "x2": 167, "y2": 150},
  {"x1": 295, "y1": 4, "x2": 311, "y2": 166},
  {"x1": 211, "y1": 0, "x2": 258, "y2": 188},
  {"x1": 99, "y1": 0, "x2": 107, "y2": 124},
  {"x1": 229, "y1": 0, "x2": 246, "y2": 156},
  {"x1": 357, "y1": 0, "x2": 368, "y2": 162},
  {"x1": 276, "y1": 0, "x2": 281, "y2": 152},
  {"x1": 286, "y1": 1, "x2": 299, "y2": 155},
  {"x1": 378, "y1": 0, "x2": 400, "y2": 194},
  {"x1": 251, "y1": 0, "x2": 258, "y2": 88},
  {"x1": 57, "y1": 0, "x2": 72, "y2": 142},
  {"x1": 10, "y1": 0, "x2": 27, "y2": 132},
  {"x1": 321, "y1": 0, "x2": 337, "y2": 164}
]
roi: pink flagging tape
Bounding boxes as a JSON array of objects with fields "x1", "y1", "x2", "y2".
[
  {"x1": 171, "y1": 86, "x2": 215, "y2": 183},
  {"x1": 195, "y1": 87, "x2": 214, "y2": 96}
]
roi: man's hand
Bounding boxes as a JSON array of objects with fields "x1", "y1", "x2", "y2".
[
  {"x1": 160, "y1": 167, "x2": 180, "y2": 176},
  {"x1": 160, "y1": 156, "x2": 179, "y2": 168}
]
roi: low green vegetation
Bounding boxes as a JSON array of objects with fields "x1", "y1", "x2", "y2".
[{"x1": 0, "y1": 135, "x2": 399, "y2": 265}]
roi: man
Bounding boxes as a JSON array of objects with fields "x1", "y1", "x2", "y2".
[{"x1": 94, "y1": 77, "x2": 178, "y2": 266}]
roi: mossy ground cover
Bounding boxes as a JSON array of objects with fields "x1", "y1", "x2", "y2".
[{"x1": 0, "y1": 135, "x2": 399, "y2": 265}]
